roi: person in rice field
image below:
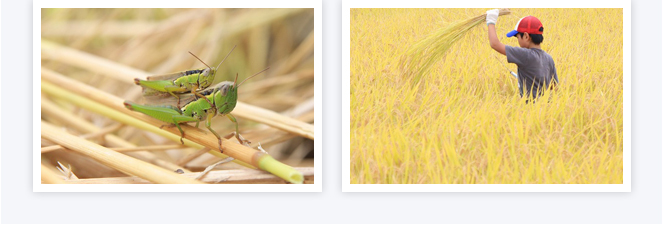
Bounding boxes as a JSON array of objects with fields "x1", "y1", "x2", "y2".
[{"x1": 485, "y1": 9, "x2": 558, "y2": 101}]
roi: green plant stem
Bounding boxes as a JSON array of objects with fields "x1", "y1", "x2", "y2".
[{"x1": 256, "y1": 154, "x2": 304, "y2": 184}]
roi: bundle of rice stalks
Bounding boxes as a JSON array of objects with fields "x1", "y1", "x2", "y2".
[{"x1": 397, "y1": 8, "x2": 510, "y2": 86}]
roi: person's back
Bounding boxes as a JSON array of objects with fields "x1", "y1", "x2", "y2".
[
  {"x1": 506, "y1": 45, "x2": 557, "y2": 98},
  {"x1": 485, "y1": 11, "x2": 558, "y2": 100}
]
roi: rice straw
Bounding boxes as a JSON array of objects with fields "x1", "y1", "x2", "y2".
[{"x1": 397, "y1": 8, "x2": 511, "y2": 86}]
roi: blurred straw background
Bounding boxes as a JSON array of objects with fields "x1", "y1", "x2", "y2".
[{"x1": 40, "y1": 8, "x2": 315, "y2": 184}]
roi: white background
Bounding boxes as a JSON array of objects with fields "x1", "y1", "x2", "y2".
[
  {"x1": 32, "y1": 0, "x2": 322, "y2": 193},
  {"x1": 342, "y1": 0, "x2": 632, "y2": 193},
  {"x1": 2, "y1": 0, "x2": 662, "y2": 224}
]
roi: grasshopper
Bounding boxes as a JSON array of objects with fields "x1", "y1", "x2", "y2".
[
  {"x1": 124, "y1": 67, "x2": 269, "y2": 152},
  {"x1": 134, "y1": 46, "x2": 236, "y2": 107}
]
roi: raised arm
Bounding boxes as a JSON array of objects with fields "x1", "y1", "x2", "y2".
[
  {"x1": 488, "y1": 24, "x2": 506, "y2": 55},
  {"x1": 486, "y1": 9, "x2": 506, "y2": 55}
]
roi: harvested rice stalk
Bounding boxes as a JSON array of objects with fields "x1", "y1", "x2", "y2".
[{"x1": 398, "y1": 8, "x2": 511, "y2": 86}]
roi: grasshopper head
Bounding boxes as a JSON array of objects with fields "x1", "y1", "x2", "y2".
[
  {"x1": 213, "y1": 68, "x2": 270, "y2": 115},
  {"x1": 188, "y1": 51, "x2": 215, "y2": 87},
  {"x1": 198, "y1": 67, "x2": 216, "y2": 88},
  {"x1": 213, "y1": 80, "x2": 238, "y2": 115}
]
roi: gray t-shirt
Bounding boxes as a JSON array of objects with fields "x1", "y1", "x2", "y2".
[{"x1": 505, "y1": 45, "x2": 558, "y2": 98}]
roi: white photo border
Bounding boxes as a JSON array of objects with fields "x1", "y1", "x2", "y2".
[
  {"x1": 342, "y1": 0, "x2": 631, "y2": 192},
  {"x1": 34, "y1": 0, "x2": 322, "y2": 192}
]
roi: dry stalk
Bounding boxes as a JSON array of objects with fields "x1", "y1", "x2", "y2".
[
  {"x1": 41, "y1": 42, "x2": 313, "y2": 140},
  {"x1": 42, "y1": 97, "x2": 191, "y2": 172},
  {"x1": 177, "y1": 147, "x2": 212, "y2": 166},
  {"x1": 270, "y1": 30, "x2": 315, "y2": 76},
  {"x1": 78, "y1": 123, "x2": 123, "y2": 141},
  {"x1": 42, "y1": 39, "x2": 150, "y2": 82},
  {"x1": 108, "y1": 145, "x2": 185, "y2": 152},
  {"x1": 42, "y1": 21, "x2": 158, "y2": 38},
  {"x1": 398, "y1": 8, "x2": 510, "y2": 86},
  {"x1": 150, "y1": 17, "x2": 208, "y2": 74},
  {"x1": 41, "y1": 69, "x2": 303, "y2": 183},
  {"x1": 65, "y1": 167, "x2": 314, "y2": 184},
  {"x1": 42, "y1": 121, "x2": 205, "y2": 184},
  {"x1": 56, "y1": 161, "x2": 79, "y2": 180},
  {"x1": 42, "y1": 144, "x2": 187, "y2": 153},
  {"x1": 41, "y1": 164, "x2": 66, "y2": 184},
  {"x1": 240, "y1": 69, "x2": 315, "y2": 94},
  {"x1": 42, "y1": 145, "x2": 63, "y2": 153},
  {"x1": 234, "y1": 102, "x2": 314, "y2": 140},
  {"x1": 195, "y1": 157, "x2": 236, "y2": 180},
  {"x1": 224, "y1": 8, "x2": 308, "y2": 40},
  {"x1": 114, "y1": 9, "x2": 215, "y2": 65}
]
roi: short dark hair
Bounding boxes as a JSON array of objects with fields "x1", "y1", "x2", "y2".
[
  {"x1": 517, "y1": 27, "x2": 544, "y2": 44},
  {"x1": 517, "y1": 32, "x2": 544, "y2": 44}
]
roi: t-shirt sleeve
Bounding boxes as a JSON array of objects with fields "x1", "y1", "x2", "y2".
[{"x1": 505, "y1": 45, "x2": 530, "y2": 66}]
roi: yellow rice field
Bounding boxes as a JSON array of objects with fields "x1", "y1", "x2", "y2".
[{"x1": 350, "y1": 8, "x2": 623, "y2": 184}]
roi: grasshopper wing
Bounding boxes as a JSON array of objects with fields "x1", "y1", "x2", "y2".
[
  {"x1": 145, "y1": 71, "x2": 187, "y2": 81},
  {"x1": 142, "y1": 92, "x2": 199, "y2": 107},
  {"x1": 145, "y1": 69, "x2": 205, "y2": 81},
  {"x1": 140, "y1": 87, "x2": 172, "y2": 97},
  {"x1": 141, "y1": 81, "x2": 233, "y2": 107}
]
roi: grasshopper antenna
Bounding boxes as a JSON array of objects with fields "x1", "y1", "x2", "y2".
[
  {"x1": 188, "y1": 51, "x2": 211, "y2": 71},
  {"x1": 238, "y1": 67, "x2": 270, "y2": 87},
  {"x1": 215, "y1": 45, "x2": 237, "y2": 69}
]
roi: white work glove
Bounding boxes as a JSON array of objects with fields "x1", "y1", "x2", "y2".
[{"x1": 486, "y1": 9, "x2": 499, "y2": 25}]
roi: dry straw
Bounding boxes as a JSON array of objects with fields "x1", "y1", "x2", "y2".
[
  {"x1": 41, "y1": 9, "x2": 314, "y2": 184},
  {"x1": 397, "y1": 8, "x2": 510, "y2": 86},
  {"x1": 42, "y1": 121, "x2": 206, "y2": 184},
  {"x1": 41, "y1": 164, "x2": 66, "y2": 184},
  {"x1": 41, "y1": 69, "x2": 303, "y2": 183},
  {"x1": 64, "y1": 167, "x2": 314, "y2": 184},
  {"x1": 41, "y1": 96, "x2": 192, "y2": 172}
]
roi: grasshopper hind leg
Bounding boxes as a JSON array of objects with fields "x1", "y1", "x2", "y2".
[
  {"x1": 174, "y1": 123, "x2": 186, "y2": 144},
  {"x1": 165, "y1": 120, "x2": 190, "y2": 145},
  {"x1": 205, "y1": 112, "x2": 224, "y2": 152},
  {"x1": 226, "y1": 114, "x2": 250, "y2": 146},
  {"x1": 163, "y1": 86, "x2": 188, "y2": 108},
  {"x1": 225, "y1": 132, "x2": 251, "y2": 147}
]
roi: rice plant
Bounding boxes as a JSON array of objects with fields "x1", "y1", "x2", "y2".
[{"x1": 350, "y1": 8, "x2": 623, "y2": 184}]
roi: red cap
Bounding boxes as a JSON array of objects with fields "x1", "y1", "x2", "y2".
[{"x1": 506, "y1": 16, "x2": 543, "y2": 37}]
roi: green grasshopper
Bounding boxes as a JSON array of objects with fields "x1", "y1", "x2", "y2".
[
  {"x1": 124, "y1": 67, "x2": 269, "y2": 152},
  {"x1": 134, "y1": 46, "x2": 236, "y2": 107}
]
